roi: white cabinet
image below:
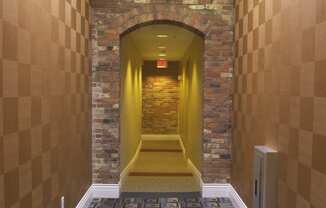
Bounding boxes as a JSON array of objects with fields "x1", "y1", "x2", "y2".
[{"x1": 253, "y1": 146, "x2": 278, "y2": 208}]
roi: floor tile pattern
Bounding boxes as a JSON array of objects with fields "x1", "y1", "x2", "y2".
[{"x1": 88, "y1": 197, "x2": 234, "y2": 208}]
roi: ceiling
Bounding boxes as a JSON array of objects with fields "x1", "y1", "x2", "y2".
[{"x1": 127, "y1": 24, "x2": 197, "y2": 61}]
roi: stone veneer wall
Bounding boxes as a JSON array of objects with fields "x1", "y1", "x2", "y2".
[
  {"x1": 0, "y1": 0, "x2": 91, "y2": 207},
  {"x1": 233, "y1": 0, "x2": 326, "y2": 207},
  {"x1": 142, "y1": 61, "x2": 179, "y2": 134},
  {"x1": 91, "y1": 0, "x2": 234, "y2": 184}
]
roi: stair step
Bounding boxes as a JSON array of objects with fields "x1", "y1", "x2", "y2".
[
  {"x1": 129, "y1": 172, "x2": 193, "y2": 177},
  {"x1": 140, "y1": 148, "x2": 183, "y2": 152}
]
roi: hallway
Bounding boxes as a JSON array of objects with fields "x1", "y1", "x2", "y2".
[
  {"x1": 1, "y1": 0, "x2": 326, "y2": 208},
  {"x1": 121, "y1": 138, "x2": 200, "y2": 193}
]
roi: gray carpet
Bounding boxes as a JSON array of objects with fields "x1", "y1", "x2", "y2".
[{"x1": 88, "y1": 193, "x2": 235, "y2": 208}]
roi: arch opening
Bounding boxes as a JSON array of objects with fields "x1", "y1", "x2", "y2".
[{"x1": 120, "y1": 22, "x2": 204, "y2": 193}]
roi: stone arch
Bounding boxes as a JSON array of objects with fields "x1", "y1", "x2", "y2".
[
  {"x1": 115, "y1": 4, "x2": 226, "y2": 36},
  {"x1": 92, "y1": 3, "x2": 233, "y2": 184},
  {"x1": 120, "y1": 19, "x2": 205, "y2": 39}
]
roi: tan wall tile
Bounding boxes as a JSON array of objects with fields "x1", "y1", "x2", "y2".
[
  {"x1": 300, "y1": 97, "x2": 314, "y2": 131},
  {"x1": 315, "y1": 22, "x2": 326, "y2": 61},
  {"x1": 3, "y1": 21, "x2": 17, "y2": 60},
  {"x1": 313, "y1": 98, "x2": 326, "y2": 135},
  {"x1": 4, "y1": 168, "x2": 19, "y2": 207},
  {"x1": 19, "y1": 194, "x2": 32, "y2": 208},
  {"x1": 0, "y1": 175, "x2": 4, "y2": 207},
  {"x1": 19, "y1": 162, "x2": 32, "y2": 199},
  {"x1": 298, "y1": 130, "x2": 313, "y2": 167},
  {"x1": 301, "y1": 27, "x2": 315, "y2": 63},
  {"x1": 17, "y1": 29, "x2": 31, "y2": 64},
  {"x1": 18, "y1": 63, "x2": 31, "y2": 96},
  {"x1": 3, "y1": 133, "x2": 19, "y2": 172},
  {"x1": 296, "y1": 194, "x2": 311, "y2": 208},
  {"x1": 3, "y1": 97, "x2": 18, "y2": 134},
  {"x1": 314, "y1": 60, "x2": 326, "y2": 97},
  {"x1": 0, "y1": 0, "x2": 91, "y2": 207},
  {"x1": 316, "y1": 0, "x2": 326, "y2": 24},
  {"x1": 3, "y1": 0, "x2": 18, "y2": 25},
  {"x1": 311, "y1": 169, "x2": 326, "y2": 208},
  {"x1": 312, "y1": 134, "x2": 326, "y2": 175},
  {"x1": 0, "y1": 21, "x2": 3, "y2": 58},
  {"x1": 233, "y1": 0, "x2": 326, "y2": 207},
  {"x1": 31, "y1": 183, "x2": 43, "y2": 208},
  {"x1": 2, "y1": 60, "x2": 18, "y2": 97},
  {"x1": 298, "y1": 163, "x2": 311, "y2": 201},
  {"x1": 31, "y1": 127, "x2": 42, "y2": 159},
  {"x1": 300, "y1": 63, "x2": 315, "y2": 97}
]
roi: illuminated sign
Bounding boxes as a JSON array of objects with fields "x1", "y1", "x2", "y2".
[{"x1": 157, "y1": 59, "x2": 168, "y2": 69}]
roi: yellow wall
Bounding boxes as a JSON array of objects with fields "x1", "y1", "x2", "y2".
[
  {"x1": 120, "y1": 35, "x2": 143, "y2": 170},
  {"x1": 179, "y1": 35, "x2": 204, "y2": 170}
]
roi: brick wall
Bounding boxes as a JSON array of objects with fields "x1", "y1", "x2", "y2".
[
  {"x1": 91, "y1": 0, "x2": 234, "y2": 184},
  {"x1": 0, "y1": 0, "x2": 91, "y2": 207},
  {"x1": 142, "y1": 61, "x2": 179, "y2": 134},
  {"x1": 233, "y1": 0, "x2": 326, "y2": 207}
]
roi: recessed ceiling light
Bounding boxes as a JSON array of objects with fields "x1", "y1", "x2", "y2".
[
  {"x1": 159, "y1": 53, "x2": 167, "y2": 57},
  {"x1": 158, "y1": 46, "x2": 166, "y2": 49},
  {"x1": 156, "y1": 34, "x2": 169, "y2": 38}
]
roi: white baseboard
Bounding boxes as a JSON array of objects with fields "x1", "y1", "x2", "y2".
[
  {"x1": 92, "y1": 184, "x2": 120, "y2": 198},
  {"x1": 75, "y1": 185, "x2": 93, "y2": 208},
  {"x1": 202, "y1": 183, "x2": 231, "y2": 198},
  {"x1": 76, "y1": 183, "x2": 246, "y2": 208},
  {"x1": 75, "y1": 184, "x2": 120, "y2": 208},
  {"x1": 202, "y1": 183, "x2": 247, "y2": 208}
]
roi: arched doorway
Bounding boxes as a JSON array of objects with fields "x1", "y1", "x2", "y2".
[
  {"x1": 120, "y1": 22, "x2": 204, "y2": 193},
  {"x1": 92, "y1": 4, "x2": 233, "y2": 188}
]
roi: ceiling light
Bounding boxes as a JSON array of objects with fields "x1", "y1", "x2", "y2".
[
  {"x1": 159, "y1": 53, "x2": 167, "y2": 57},
  {"x1": 156, "y1": 34, "x2": 168, "y2": 38},
  {"x1": 158, "y1": 46, "x2": 166, "y2": 49}
]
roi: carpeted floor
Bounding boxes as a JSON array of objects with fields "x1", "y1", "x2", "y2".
[
  {"x1": 88, "y1": 196, "x2": 235, "y2": 208},
  {"x1": 91, "y1": 139, "x2": 235, "y2": 207}
]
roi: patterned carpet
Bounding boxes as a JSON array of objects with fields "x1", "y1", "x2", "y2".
[{"x1": 88, "y1": 196, "x2": 235, "y2": 208}]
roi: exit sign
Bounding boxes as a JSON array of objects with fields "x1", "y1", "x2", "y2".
[{"x1": 157, "y1": 59, "x2": 168, "y2": 69}]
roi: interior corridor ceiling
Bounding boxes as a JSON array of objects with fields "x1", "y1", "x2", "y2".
[{"x1": 127, "y1": 24, "x2": 196, "y2": 61}]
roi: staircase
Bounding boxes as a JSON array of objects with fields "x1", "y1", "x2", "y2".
[{"x1": 121, "y1": 136, "x2": 200, "y2": 193}]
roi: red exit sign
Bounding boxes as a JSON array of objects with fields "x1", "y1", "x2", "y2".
[{"x1": 157, "y1": 59, "x2": 168, "y2": 69}]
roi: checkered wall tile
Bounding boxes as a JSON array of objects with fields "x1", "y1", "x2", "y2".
[
  {"x1": 232, "y1": 0, "x2": 326, "y2": 207},
  {"x1": 0, "y1": 0, "x2": 91, "y2": 207}
]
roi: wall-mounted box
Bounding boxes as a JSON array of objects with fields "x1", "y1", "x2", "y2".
[{"x1": 253, "y1": 146, "x2": 278, "y2": 208}]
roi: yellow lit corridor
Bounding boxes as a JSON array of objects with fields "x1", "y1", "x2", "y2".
[
  {"x1": 120, "y1": 23, "x2": 204, "y2": 194},
  {"x1": 121, "y1": 136, "x2": 200, "y2": 193}
]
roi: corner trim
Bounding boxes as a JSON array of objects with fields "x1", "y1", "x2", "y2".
[
  {"x1": 229, "y1": 185, "x2": 248, "y2": 208},
  {"x1": 202, "y1": 183, "x2": 247, "y2": 208},
  {"x1": 75, "y1": 185, "x2": 93, "y2": 208},
  {"x1": 75, "y1": 184, "x2": 120, "y2": 208},
  {"x1": 120, "y1": 140, "x2": 142, "y2": 180},
  {"x1": 187, "y1": 159, "x2": 203, "y2": 188}
]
